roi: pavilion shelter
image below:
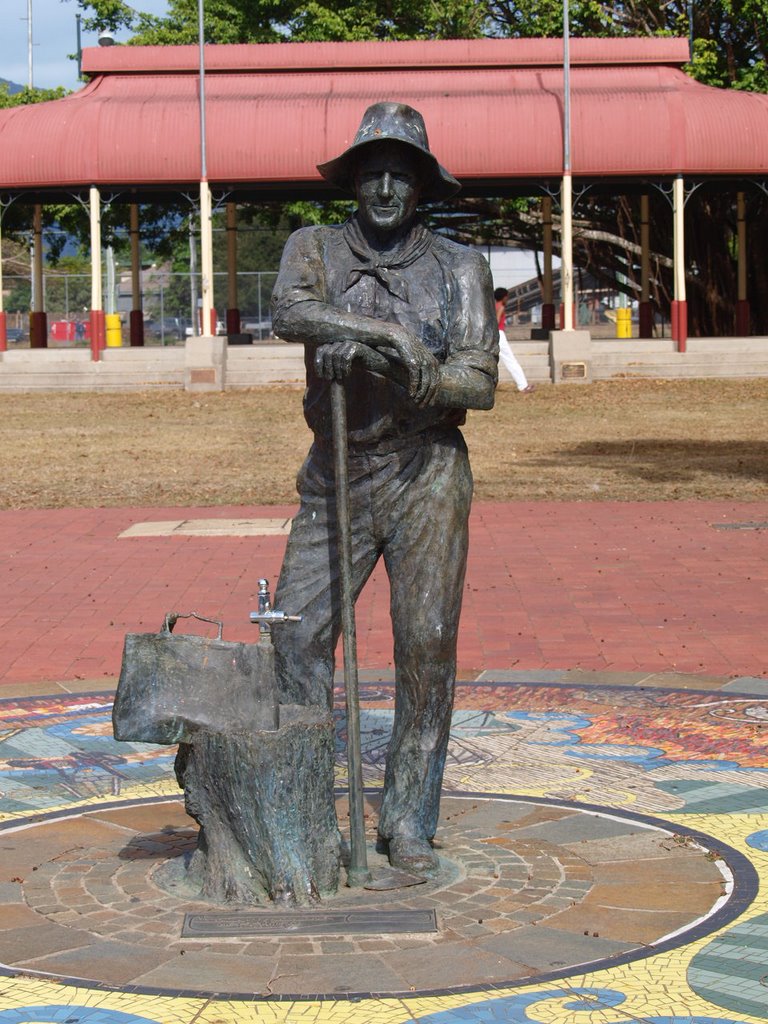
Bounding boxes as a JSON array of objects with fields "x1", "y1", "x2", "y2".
[{"x1": 0, "y1": 36, "x2": 767, "y2": 357}]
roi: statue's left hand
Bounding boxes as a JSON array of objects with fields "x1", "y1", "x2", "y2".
[{"x1": 387, "y1": 332, "x2": 441, "y2": 406}]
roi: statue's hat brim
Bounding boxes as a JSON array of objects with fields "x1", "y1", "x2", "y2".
[{"x1": 317, "y1": 102, "x2": 461, "y2": 201}]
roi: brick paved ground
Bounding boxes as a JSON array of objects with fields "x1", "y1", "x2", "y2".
[
  {"x1": 1, "y1": 499, "x2": 766, "y2": 688},
  {"x1": 2, "y1": 794, "x2": 725, "y2": 995}
]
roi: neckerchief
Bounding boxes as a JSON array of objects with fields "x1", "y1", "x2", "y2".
[{"x1": 343, "y1": 215, "x2": 432, "y2": 302}]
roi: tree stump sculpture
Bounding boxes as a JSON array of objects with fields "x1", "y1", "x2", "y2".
[{"x1": 113, "y1": 613, "x2": 340, "y2": 906}]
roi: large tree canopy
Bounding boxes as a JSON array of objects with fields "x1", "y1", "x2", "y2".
[{"x1": 62, "y1": 1, "x2": 768, "y2": 333}]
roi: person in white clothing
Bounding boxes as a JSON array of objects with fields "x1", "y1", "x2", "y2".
[{"x1": 494, "y1": 287, "x2": 535, "y2": 393}]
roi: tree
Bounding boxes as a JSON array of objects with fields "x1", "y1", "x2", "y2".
[
  {"x1": 74, "y1": 0, "x2": 492, "y2": 42},
  {"x1": 0, "y1": 84, "x2": 68, "y2": 108}
]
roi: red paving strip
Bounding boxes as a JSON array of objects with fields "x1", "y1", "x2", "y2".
[{"x1": 0, "y1": 499, "x2": 766, "y2": 688}]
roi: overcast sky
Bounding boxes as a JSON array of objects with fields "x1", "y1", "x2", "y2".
[{"x1": 1, "y1": 0, "x2": 170, "y2": 92}]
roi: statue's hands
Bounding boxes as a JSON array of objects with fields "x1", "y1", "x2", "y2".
[
  {"x1": 315, "y1": 341, "x2": 380, "y2": 381},
  {"x1": 315, "y1": 332, "x2": 441, "y2": 407}
]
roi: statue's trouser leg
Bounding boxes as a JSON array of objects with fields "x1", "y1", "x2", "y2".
[
  {"x1": 274, "y1": 431, "x2": 472, "y2": 841},
  {"x1": 377, "y1": 432, "x2": 472, "y2": 842},
  {"x1": 274, "y1": 443, "x2": 380, "y2": 710}
]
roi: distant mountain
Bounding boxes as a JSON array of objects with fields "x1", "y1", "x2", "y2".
[{"x1": 0, "y1": 78, "x2": 24, "y2": 95}]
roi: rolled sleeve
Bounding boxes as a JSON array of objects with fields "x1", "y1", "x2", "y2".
[
  {"x1": 439, "y1": 249, "x2": 499, "y2": 404},
  {"x1": 271, "y1": 228, "x2": 327, "y2": 333}
]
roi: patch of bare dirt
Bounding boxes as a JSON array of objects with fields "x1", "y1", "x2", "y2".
[{"x1": 1, "y1": 378, "x2": 766, "y2": 508}]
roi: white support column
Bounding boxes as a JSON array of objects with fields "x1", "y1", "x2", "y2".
[
  {"x1": 672, "y1": 174, "x2": 687, "y2": 350},
  {"x1": 90, "y1": 187, "x2": 102, "y2": 312},
  {"x1": 673, "y1": 177, "x2": 686, "y2": 303},
  {"x1": 561, "y1": 173, "x2": 573, "y2": 330},
  {"x1": 89, "y1": 185, "x2": 104, "y2": 358},
  {"x1": 200, "y1": 179, "x2": 214, "y2": 335}
]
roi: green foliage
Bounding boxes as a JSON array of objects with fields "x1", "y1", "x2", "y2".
[
  {"x1": 74, "y1": 0, "x2": 162, "y2": 36},
  {"x1": 77, "y1": 0, "x2": 492, "y2": 42},
  {"x1": 282, "y1": 200, "x2": 355, "y2": 227},
  {"x1": 0, "y1": 84, "x2": 68, "y2": 108}
]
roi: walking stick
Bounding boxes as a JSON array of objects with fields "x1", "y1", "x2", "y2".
[{"x1": 330, "y1": 378, "x2": 370, "y2": 887}]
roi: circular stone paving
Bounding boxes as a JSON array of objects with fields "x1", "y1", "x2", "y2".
[{"x1": 0, "y1": 793, "x2": 743, "y2": 999}]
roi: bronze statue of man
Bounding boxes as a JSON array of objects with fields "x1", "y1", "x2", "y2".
[{"x1": 271, "y1": 102, "x2": 498, "y2": 875}]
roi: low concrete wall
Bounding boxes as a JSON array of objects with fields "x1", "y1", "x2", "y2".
[
  {"x1": 0, "y1": 340, "x2": 305, "y2": 392},
  {"x1": 1, "y1": 335, "x2": 768, "y2": 392}
]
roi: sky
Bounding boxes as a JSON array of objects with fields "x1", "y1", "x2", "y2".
[{"x1": 1, "y1": 0, "x2": 170, "y2": 92}]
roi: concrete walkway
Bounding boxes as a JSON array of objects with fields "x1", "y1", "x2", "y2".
[{"x1": 1, "y1": 498, "x2": 766, "y2": 690}]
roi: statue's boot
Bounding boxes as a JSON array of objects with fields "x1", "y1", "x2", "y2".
[{"x1": 386, "y1": 835, "x2": 439, "y2": 875}]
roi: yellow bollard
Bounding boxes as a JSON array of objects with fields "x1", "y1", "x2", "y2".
[
  {"x1": 616, "y1": 307, "x2": 632, "y2": 339},
  {"x1": 105, "y1": 313, "x2": 122, "y2": 348}
]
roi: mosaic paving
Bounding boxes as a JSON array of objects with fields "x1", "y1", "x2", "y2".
[{"x1": 0, "y1": 680, "x2": 767, "y2": 1022}]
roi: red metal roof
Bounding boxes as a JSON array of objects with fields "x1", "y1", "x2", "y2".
[{"x1": 1, "y1": 37, "x2": 767, "y2": 193}]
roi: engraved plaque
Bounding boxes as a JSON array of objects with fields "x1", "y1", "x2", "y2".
[
  {"x1": 181, "y1": 908, "x2": 437, "y2": 937},
  {"x1": 560, "y1": 361, "x2": 587, "y2": 379}
]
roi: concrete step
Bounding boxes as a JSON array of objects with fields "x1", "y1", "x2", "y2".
[
  {"x1": 0, "y1": 347, "x2": 184, "y2": 391},
  {"x1": 226, "y1": 344, "x2": 305, "y2": 386},
  {"x1": 593, "y1": 339, "x2": 677, "y2": 354},
  {"x1": 686, "y1": 336, "x2": 768, "y2": 353},
  {"x1": 507, "y1": 341, "x2": 550, "y2": 355},
  {"x1": 499, "y1": 358, "x2": 550, "y2": 385},
  {"x1": 594, "y1": 354, "x2": 768, "y2": 380},
  {"x1": 3, "y1": 337, "x2": 768, "y2": 390}
]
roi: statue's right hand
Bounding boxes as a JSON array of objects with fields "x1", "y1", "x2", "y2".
[{"x1": 315, "y1": 341, "x2": 376, "y2": 381}]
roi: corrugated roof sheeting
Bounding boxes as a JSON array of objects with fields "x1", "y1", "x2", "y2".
[
  {"x1": 2, "y1": 37, "x2": 768, "y2": 192},
  {"x1": 80, "y1": 37, "x2": 691, "y2": 75}
]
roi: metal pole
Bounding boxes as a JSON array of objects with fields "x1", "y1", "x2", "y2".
[
  {"x1": 561, "y1": 0, "x2": 574, "y2": 330},
  {"x1": 27, "y1": 0, "x2": 33, "y2": 89},
  {"x1": 198, "y1": 0, "x2": 214, "y2": 334},
  {"x1": 198, "y1": 0, "x2": 207, "y2": 183},
  {"x1": 330, "y1": 380, "x2": 370, "y2": 888},
  {"x1": 76, "y1": 13, "x2": 82, "y2": 80}
]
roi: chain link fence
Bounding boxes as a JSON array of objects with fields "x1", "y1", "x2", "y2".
[{"x1": 3, "y1": 271, "x2": 278, "y2": 346}]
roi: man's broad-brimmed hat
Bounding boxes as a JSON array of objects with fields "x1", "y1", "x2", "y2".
[{"x1": 317, "y1": 102, "x2": 461, "y2": 201}]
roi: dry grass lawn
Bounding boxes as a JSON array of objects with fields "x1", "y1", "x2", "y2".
[{"x1": 1, "y1": 377, "x2": 766, "y2": 508}]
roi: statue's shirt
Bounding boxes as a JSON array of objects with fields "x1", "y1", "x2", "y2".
[{"x1": 272, "y1": 217, "x2": 498, "y2": 446}]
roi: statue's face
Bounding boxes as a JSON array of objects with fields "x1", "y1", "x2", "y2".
[{"x1": 354, "y1": 141, "x2": 422, "y2": 238}]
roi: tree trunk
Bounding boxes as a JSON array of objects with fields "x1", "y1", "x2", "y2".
[{"x1": 175, "y1": 704, "x2": 341, "y2": 906}]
